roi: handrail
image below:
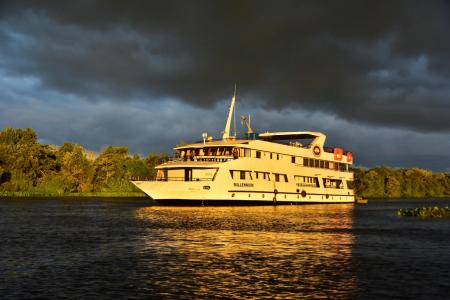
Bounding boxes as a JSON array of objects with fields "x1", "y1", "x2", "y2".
[
  {"x1": 171, "y1": 156, "x2": 235, "y2": 162},
  {"x1": 157, "y1": 177, "x2": 212, "y2": 181},
  {"x1": 131, "y1": 176, "x2": 212, "y2": 182}
]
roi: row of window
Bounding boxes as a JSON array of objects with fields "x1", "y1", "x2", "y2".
[
  {"x1": 230, "y1": 170, "x2": 345, "y2": 188},
  {"x1": 254, "y1": 150, "x2": 349, "y2": 171},
  {"x1": 230, "y1": 170, "x2": 289, "y2": 182},
  {"x1": 294, "y1": 176, "x2": 320, "y2": 187},
  {"x1": 303, "y1": 158, "x2": 348, "y2": 171}
]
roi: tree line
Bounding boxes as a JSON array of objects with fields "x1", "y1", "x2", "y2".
[
  {"x1": 353, "y1": 167, "x2": 450, "y2": 198},
  {"x1": 0, "y1": 127, "x2": 167, "y2": 195},
  {"x1": 1, "y1": 127, "x2": 449, "y2": 197}
]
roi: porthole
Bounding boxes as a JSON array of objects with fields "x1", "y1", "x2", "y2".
[
  {"x1": 232, "y1": 193, "x2": 235, "y2": 197},
  {"x1": 249, "y1": 194, "x2": 251, "y2": 198},
  {"x1": 301, "y1": 190, "x2": 307, "y2": 198},
  {"x1": 284, "y1": 195, "x2": 287, "y2": 199},
  {"x1": 262, "y1": 194, "x2": 265, "y2": 198}
]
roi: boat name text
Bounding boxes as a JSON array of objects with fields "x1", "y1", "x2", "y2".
[{"x1": 233, "y1": 183, "x2": 254, "y2": 187}]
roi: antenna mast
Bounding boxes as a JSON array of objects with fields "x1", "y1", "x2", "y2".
[
  {"x1": 222, "y1": 84, "x2": 237, "y2": 140},
  {"x1": 233, "y1": 84, "x2": 237, "y2": 137}
]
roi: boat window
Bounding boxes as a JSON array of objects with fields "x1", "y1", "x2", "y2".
[
  {"x1": 291, "y1": 156, "x2": 296, "y2": 163},
  {"x1": 244, "y1": 149, "x2": 251, "y2": 157},
  {"x1": 276, "y1": 154, "x2": 280, "y2": 160},
  {"x1": 256, "y1": 151, "x2": 261, "y2": 159},
  {"x1": 314, "y1": 159, "x2": 320, "y2": 168},
  {"x1": 240, "y1": 171, "x2": 246, "y2": 180},
  {"x1": 294, "y1": 175, "x2": 319, "y2": 187},
  {"x1": 320, "y1": 160, "x2": 325, "y2": 168},
  {"x1": 325, "y1": 161, "x2": 329, "y2": 169},
  {"x1": 270, "y1": 153, "x2": 273, "y2": 159},
  {"x1": 339, "y1": 163, "x2": 348, "y2": 171},
  {"x1": 323, "y1": 178, "x2": 343, "y2": 189},
  {"x1": 273, "y1": 173, "x2": 288, "y2": 182},
  {"x1": 229, "y1": 170, "x2": 234, "y2": 179},
  {"x1": 156, "y1": 170, "x2": 165, "y2": 181},
  {"x1": 232, "y1": 148, "x2": 239, "y2": 158}
]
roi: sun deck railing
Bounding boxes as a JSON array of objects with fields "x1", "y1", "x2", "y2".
[
  {"x1": 131, "y1": 176, "x2": 212, "y2": 182},
  {"x1": 168, "y1": 156, "x2": 235, "y2": 162}
]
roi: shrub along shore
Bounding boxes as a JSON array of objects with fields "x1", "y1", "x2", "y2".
[
  {"x1": 397, "y1": 206, "x2": 450, "y2": 218},
  {"x1": 1, "y1": 127, "x2": 449, "y2": 198}
]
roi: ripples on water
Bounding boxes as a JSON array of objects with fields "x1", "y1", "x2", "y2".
[
  {"x1": 135, "y1": 205, "x2": 356, "y2": 299},
  {"x1": 0, "y1": 198, "x2": 449, "y2": 299}
]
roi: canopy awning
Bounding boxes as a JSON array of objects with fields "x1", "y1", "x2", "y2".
[{"x1": 258, "y1": 131, "x2": 325, "y2": 141}]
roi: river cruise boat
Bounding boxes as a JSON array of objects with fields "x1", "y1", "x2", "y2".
[{"x1": 132, "y1": 92, "x2": 354, "y2": 204}]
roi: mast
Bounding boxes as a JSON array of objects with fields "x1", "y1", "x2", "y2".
[{"x1": 222, "y1": 85, "x2": 237, "y2": 140}]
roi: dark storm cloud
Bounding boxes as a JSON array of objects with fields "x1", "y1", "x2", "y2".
[{"x1": 1, "y1": 0, "x2": 450, "y2": 133}]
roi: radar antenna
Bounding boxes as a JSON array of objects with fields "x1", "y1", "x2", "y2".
[{"x1": 240, "y1": 114, "x2": 253, "y2": 134}]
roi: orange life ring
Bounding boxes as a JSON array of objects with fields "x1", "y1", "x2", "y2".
[
  {"x1": 346, "y1": 152, "x2": 353, "y2": 163},
  {"x1": 313, "y1": 145, "x2": 321, "y2": 157},
  {"x1": 334, "y1": 148, "x2": 343, "y2": 161}
]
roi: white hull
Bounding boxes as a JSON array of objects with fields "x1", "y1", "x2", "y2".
[
  {"x1": 133, "y1": 180, "x2": 354, "y2": 204},
  {"x1": 132, "y1": 151, "x2": 354, "y2": 205}
]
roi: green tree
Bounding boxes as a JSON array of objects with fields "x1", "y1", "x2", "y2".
[
  {"x1": 144, "y1": 152, "x2": 169, "y2": 179},
  {"x1": 385, "y1": 176, "x2": 401, "y2": 197},
  {"x1": 124, "y1": 155, "x2": 152, "y2": 180},
  {"x1": 60, "y1": 145, "x2": 93, "y2": 192},
  {"x1": 92, "y1": 146, "x2": 132, "y2": 191}
]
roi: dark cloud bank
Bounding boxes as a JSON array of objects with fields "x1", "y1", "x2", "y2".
[{"x1": 0, "y1": 1, "x2": 449, "y2": 170}]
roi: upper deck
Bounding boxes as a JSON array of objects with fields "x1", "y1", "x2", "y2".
[{"x1": 161, "y1": 131, "x2": 353, "y2": 173}]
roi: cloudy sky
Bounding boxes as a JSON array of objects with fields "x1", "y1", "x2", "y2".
[{"x1": 1, "y1": 1, "x2": 449, "y2": 171}]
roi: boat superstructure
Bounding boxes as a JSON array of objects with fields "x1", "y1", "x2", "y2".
[{"x1": 132, "y1": 91, "x2": 354, "y2": 204}]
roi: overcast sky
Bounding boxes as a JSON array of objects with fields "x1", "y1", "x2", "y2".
[{"x1": 1, "y1": 1, "x2": 449, "y2": 171}]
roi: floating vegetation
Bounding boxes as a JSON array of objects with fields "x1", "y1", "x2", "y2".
[{"x1": 397, "y1": 206, "x2": 450, "y2": 218}]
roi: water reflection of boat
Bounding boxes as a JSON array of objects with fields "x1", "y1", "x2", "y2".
[
  {"x1": 133, "y1": 90, "x2": 355, "y2": 204},
  {"x1": 134, "y1": 205, "x2": 357, "y2": 298},
  {"x1": 356, "y1": 197, "x2": 368, "y2": 204}
]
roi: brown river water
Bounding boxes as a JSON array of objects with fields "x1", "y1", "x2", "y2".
[{"x1": 1, "y1": 198, "x2": 449, "y2": 299}]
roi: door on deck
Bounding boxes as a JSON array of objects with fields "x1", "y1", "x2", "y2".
[{"x1": 184, "y1": 168, "x2": 192, "y2": 181}]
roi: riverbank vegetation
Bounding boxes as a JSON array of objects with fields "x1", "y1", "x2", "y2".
[
  {"x1": 354, "y1": 167, "x2": 450, "y2": 198},
  {"x1": 0, "y1": 127, "x2": 167, "y2": 196},
  {"x1": 397, "y1": 206, "x2": 450, "y2": 218},
  {"x1": 1, "y1": 127, "x2": 449, "y2": 198}
]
